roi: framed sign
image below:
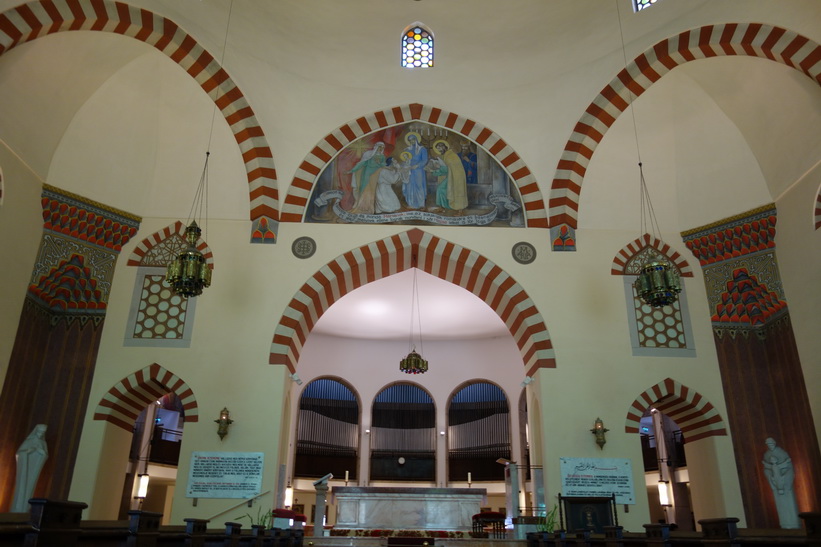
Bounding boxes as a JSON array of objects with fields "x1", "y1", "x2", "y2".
[
  {"x1": 559, "y1": 457, "x2": 635, "y2": 504},
  {"x1": 186, "y1": 452, "x2": 264, "y2": 499}
]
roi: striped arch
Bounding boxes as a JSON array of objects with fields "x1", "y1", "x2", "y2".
[
  {"x1": 549, "y1": 23, "x2": 821, "y2": 243},
  {"x1": 0, "y1": 0, "x2": 279, "y2": 240},
  {"x1": 281, "y1": 103, "x2": 548, "y2": 228},
  {"x1": 625, "y1": 378, "x2": 727, "y2": 442},
  {"x1": 127, "y1": 220, "x2": 214, "y2": 268},
  {"x1": 94, "y1": 363, "x2": 199, "y2": 432},
  {"x1": 815, "y1": 184, "x2": 821, "y2": 230},
  {"x1": 610, "y1": 233, "x2": 693, "y2": 277},
  {"x1": 269, "y1": 228, "x2": 555, "y2": 376}
]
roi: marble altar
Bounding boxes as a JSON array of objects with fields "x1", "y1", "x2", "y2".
[{"x1": 332, "y1": 487, "x2": 486, "y2": 531}]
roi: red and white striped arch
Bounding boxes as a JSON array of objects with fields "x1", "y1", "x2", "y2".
[
  {"x1": 94, "y1": 363, "x2": 199, "y2": 432},
  {"x1": 0, "y1": 0, "x2": 279, "y2": 238},
  {"x1": 269, "y1": 228, "x2": 555, "y2": 375},
  {"x1": 127, "y1": 220, "x2": 214, "y2": 268},
  {"x1": 549, "y1": 23, "x2": 821, "y2": 235},
  {"x1": 281, "y1": 103, "x2": 548, "y2": 227},
  {"x1": 610, "y1": 234, "x2": 693, "y2": 277},
  {"x1": 814, "y1": 184, "x2": 821, "y2": 230},
  {"x1": 625, "y1": 378, "x2": 727, "y2": 442}
]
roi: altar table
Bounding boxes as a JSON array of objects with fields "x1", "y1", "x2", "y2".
[{"x1": 331, "y1": 486, "x2": 487, "y2": 531}]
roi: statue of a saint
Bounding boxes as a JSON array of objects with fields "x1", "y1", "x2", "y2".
[
  {"x1": 762, "y1": 437, "x2": 800, "y2": 529},
  {"x1": 11, "y1": 424, "x2": 48, "y2": 513}
]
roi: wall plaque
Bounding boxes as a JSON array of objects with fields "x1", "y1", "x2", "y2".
[
  {"x1": 186, "y1": 451, "x2": 264, "y2": 498},
  {"x1": 559, "y1": 457, "x2": 635, "y2": 504}
]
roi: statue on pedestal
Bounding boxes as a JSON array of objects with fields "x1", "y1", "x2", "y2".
[
  {"x1": 11, "y1": 425, "x2": 48, "y2": 513},
  {"x1": 762, "y1": 437, "x2": 800, "y2": 529}
]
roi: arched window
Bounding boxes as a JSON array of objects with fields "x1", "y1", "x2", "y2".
[
  {"x1": 371, "y1": 383, "x2": 435, "y2": 481},
  {"x1": 447, "y1": 382, "x2": 510, "y2": 482},
  {"x1": 633, "y1": 0, "x2": 661, "y2": 11},
  {"x1": 125, "y1": 222, "x2": 212, "y2": 348},
  {"x1": 294, "y1": 378, "x2": 359, "y2": 479},
  {"x1": 401, "y1": 23, "x2": 434, "y2": 68},
  {"x1": 623, "y1": 248, "x2": 694, "y2": 356}
]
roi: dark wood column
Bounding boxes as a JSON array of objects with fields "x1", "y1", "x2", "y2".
[
  {"x1": 0, "y1": 185, "x2": 140, "y2": 511},
  {"x1": 683, "y1": 205, "x2": 821, "y2": 527}
]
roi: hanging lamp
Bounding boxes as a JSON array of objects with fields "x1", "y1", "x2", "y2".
[{"x1": 400, "y1": 266, "x2": 429, "y2": 374}]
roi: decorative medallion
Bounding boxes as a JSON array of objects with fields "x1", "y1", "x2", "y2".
[
  {"x1": 292, "y1": 236, "x2": 317, "y2": 259},
  {"x1": 512, "y1": 242, "x2": 536, "y2": 265}
]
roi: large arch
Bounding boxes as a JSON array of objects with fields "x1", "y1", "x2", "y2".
[
  {"x1": 93, "y1": 363, "x2": 199, "y2": 431},
  {"x1": 549, "y1": 23, "x2": 821, "y2": 248},
  {"x1": 269, "y1": 228, "x2": 555, "y2": 376},
  {"x1": 281, "y1": 103, "x2": 548, "y2": 227},
  {"x1": 624, "y1": 377, "x2": 727, "y2": 442},
  {"x1": 0, "y1": 0, "x2": 279, "y2": 239}
]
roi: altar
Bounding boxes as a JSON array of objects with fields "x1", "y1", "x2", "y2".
[{"x1": 332, "y1": 487, "x2": 487, "y2": 531}]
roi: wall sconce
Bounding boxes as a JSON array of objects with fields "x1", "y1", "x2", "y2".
[
  {"x1": 591, "y1": 417, "x2": 609, "y2": 449},
  {"x1": 284, "y1": 483, "x2": 294, "y2": 508},
  {"x1": 215, "y1": 407, "x2": 233, "y2": 440},
  {"x1": 657, "y1": 480, "x2": 671, "y2": 506}
]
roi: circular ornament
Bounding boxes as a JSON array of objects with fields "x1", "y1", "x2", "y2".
[
  {"x1": 292, "y1": 236, "x2": 316, "y2": 259},
  {"x1": 512, "y1": 242, "x2": 537, "y2": 265}
]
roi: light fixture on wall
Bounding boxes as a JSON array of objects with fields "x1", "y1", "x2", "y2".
[
  {"x1": 400, "y1": 265, "x2": 429, "y2": 374},
  {"x1": 214, "y1": 407, "x2": 233, "y2": 440},
  {"x1": 657, "y1": 480, "x2": 671, "y2": 506},
  {"x1": 614, "y1": 1, "x2": 681, "y2": 308},
  {"x1": 590, "y1": 417, "x2": 609, "y2": 450},
  {"x1": 167, "y1": 0, "x2": 237, "y2": 298},
  {"x1": 134, "y1": 473, "x2": 150, "y2": 507}
]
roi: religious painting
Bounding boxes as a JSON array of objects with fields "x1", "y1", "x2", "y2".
[
  {"x1": 292, "y1": 504, "x2": 304, "y2": 515},
  {"x1": 306, "y1": 122, "x2": 525, "y2": 227},
  {"x1": 559, "y1": 495, "x2": 617, "y2": 534}
]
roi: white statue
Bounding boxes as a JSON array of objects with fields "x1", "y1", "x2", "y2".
[
  {"x1": 762, "y1": 437, "x2": 800, "y2": 529},
  {"x1": 11, "y1": 424, "x2": 48, "y2": 513}
]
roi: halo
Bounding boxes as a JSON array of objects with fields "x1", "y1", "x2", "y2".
[
  {"x1": 405, "y1": 131, "x2": 421, "y2": 145},
  {"x1": 399, "y1": 151, "x2": 413, "y2": 162},
  {"x1": 432, "y1": 139, "x2": 450, "y2": 155}
]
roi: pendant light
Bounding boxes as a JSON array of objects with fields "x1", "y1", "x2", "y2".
[{"x1": 399, "y1": 266, "x2": 428, "y2": 374}]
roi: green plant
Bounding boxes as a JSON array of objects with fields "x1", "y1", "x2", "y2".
[
  {"x1": 235, "y1": 506, "x2": 273, "y2": 529},
  {"x1": 537, "y1": 504, "x2": 558, "y2": 533}
]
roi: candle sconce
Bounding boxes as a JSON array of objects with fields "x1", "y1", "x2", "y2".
[
  {"x1": 591, "y1": 417, "x2": 609, "y2": 449},
  {"x1": 215, "y1": 407, "x2": 233, "y2": 440}
]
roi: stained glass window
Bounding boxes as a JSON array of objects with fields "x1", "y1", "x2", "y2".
[
  {"x1": 402, "y1": 25, "x2": 434, "y2": 68},
  {"x1": 633, "y1": 0, "x2": 660, "y2": 11}
]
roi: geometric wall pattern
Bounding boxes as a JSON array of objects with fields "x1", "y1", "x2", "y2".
[
  {"x1": 624, "y1": 377, "x2": 727, "y2": 442},
  {"x1": 0, "y1": 1, "x2": 278, "y2": 241},
  {"x1": 93, "y1": 363, "x2": 199, "y2": 432},
  {"x1": 549, "y1": 24, "x2": 821, "y2": 249},
  {"x1": 270, "y1": 228, "x2": 556, "y2": 377},
  {"x1": 129, "y1": 273, "x2": 190, "y2": 340},
  {"x1": 280, "y1": 103, "x2": 548, "y2": 228}
]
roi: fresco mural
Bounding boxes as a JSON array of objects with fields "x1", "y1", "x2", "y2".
[{"x1": 306, "y1": 122, "x2": 524, "y2": 227}]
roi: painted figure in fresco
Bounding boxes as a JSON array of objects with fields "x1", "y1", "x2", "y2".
[
  {"x1": 431, "y1": 140, "x2": 468, "y2": 212},
  {"x1": 762, "y1": 437, "x2": 800, "y2": 529},
  {"x1": 402, "y1": 132, "x2": 428, "y2": 209},
  {"x1": 11, "y1": 424, "x2": 48, "y2": 513},
  {"x1": 459, "y1": 141, "x2": 478, "y2": 184},
  {"x1": 348, "y1": 142, "x2": 386, "y2": 202},
  {"x1": 373, "y1": 156, "x2": 408, "y2": 213}
]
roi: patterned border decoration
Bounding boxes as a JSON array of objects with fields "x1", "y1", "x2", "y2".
[
  {"x1": 610, "y1": 234, "x2": 693, "y2": 277},
  {"x1": 127, "y1": 220, "x2": 214, "y2": 268},
  {"x1": 549, "y1": 24, "x2": 821, "y2": 248},
  {"x1": 624, "y1": 378, "x2": 727, "y2": 442},
  {"x1": 281, "y1": 103, "x2": 548, "y2": 228},
  {"x1": 0, "y1": 0, "x2": 279, "y2": 241},
  {"x1": 815, "y1": 184, "x2": 821, "y2": 230},
  {"x1": 269, "y1": 228, "x2": 556, "y2": 376},
  {"x1": 93, "y1": 363, "x2": 199, "y2": 431}
]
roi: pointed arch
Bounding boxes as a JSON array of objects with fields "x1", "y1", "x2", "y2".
[
  {"x1": 610, "y1": 234, "x2": 693, "y2": 276},
  {"x1": 127, "y1": 220, "x2": 214, "y2": 268},
  {"x1": 281, "y1": 103, "x2": 548, "y2": 227},
  {"x1": 93, "y1": 363, "x2": 199, "y2": 431},
  {"x1": 0, "y1": 0, "x2": 279, "y2": 239},
  {"x1": 269, "y1": 228, "x2": 555, "y2": 375},
  {"x1": 624, "y1": 378, "x2": 727, "y2": 442},
  {"x1": 549, "y1": 23, "x2": 821, "y2": 244}
]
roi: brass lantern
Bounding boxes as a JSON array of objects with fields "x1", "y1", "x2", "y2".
[
  {"x1": 167, "y1": 221, "x2": 212, "y2": 298},
  {"x1": 634, "y1": 261, "x2": 681, "y2": 308}
]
